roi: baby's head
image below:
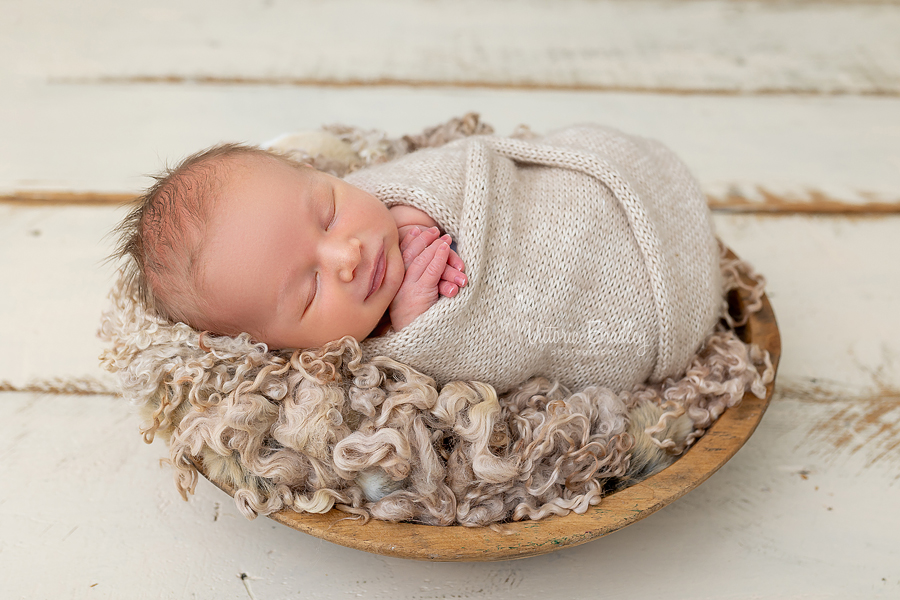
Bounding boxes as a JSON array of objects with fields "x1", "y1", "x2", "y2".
[{"x1": 115, "y1": 145, "x2": 405, "y2": 349}]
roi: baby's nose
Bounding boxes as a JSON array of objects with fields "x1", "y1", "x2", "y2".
[{"x1": 328, "y1": 237, "x2": 361, "y2": 282}]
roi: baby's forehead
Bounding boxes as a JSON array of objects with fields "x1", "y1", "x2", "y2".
[
  {"x1": 231, "y1": 149, "x2": 306, "y2": 170},
  {"x1": 208, "y1": 152, "x2": 320, "y2": 217},
  {"x1": 217, "y1": 151, "x2": 313, "y2": 187},
  {"x1": 217, "y1": 151, "x2": 280, "y2": 177}
]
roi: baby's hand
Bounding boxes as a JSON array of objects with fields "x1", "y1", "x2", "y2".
[
  {"x1": 390, "y1": 229, "x2": 464, "y2": 331},
  {"x1": 398, "y1": 226, "x2": 467, "y2": 297}
]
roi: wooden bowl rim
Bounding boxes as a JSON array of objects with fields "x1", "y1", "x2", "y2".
[{"x1": 198, "y1": 253, "x2": 781, "y2": 562}]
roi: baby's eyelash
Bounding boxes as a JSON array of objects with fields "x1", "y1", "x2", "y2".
[
  {"x1": 325, "y1": 192, "x2": 336, "y2": 230},
  {"x1": 303, "y1": 273, "x2": 318, "y2": 316}
]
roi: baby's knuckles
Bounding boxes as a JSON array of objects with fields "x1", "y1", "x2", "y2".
[{"x1": 400, "y1": 227, "x2": 441, "y2": 267}]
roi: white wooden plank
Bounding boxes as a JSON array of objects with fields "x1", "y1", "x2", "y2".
[
  {"x1": 1, "y1": 391, "x2": 896, "y2": 598},
  {"x1": 1, "y1": 84, "x2": 898, "y2": 208},
  {"x1": 2, "y1": 0, "x2": 899, "y2": 95},
  {"x1": 712, "y1": 213, "x2": 900, "y2": 391},
  {"x1": 0, "y1": 204, "x2": 123, "y2": 391}
]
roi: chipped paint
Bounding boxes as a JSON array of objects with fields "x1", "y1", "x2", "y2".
[
  {"x1": 778, "y1": 382, "x2": 900, "y2": 469},
  {"x1": 707, "y1": 187, "x2": 900, "y2": 215}
]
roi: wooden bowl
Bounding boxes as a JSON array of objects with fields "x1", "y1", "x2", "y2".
[{"x1": 200, "y1": 255, "x2": 780, "y2": 561}]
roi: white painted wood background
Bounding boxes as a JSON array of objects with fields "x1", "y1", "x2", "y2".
[{"x1": 1, "y1": 1, "x2": 898, "y2": 598}]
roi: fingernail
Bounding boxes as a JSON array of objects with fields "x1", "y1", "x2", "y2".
[
  {"x1": 430, "y1": 226, "x2": 439, "y2": 233},
  {"x1": 455, "y1": 275, "x2": 466, "y2": 286},
  {"x1": 409, "y1": 228, "x2": 420, "y2": 237}
]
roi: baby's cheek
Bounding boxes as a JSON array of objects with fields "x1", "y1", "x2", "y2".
[{"x1": 387, "y1": 246, "x2": 407, "y2": 295}]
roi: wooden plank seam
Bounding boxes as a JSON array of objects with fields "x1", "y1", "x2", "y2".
[{"x1": 4, "y1": 190, "x2": 900, "y2": 214}]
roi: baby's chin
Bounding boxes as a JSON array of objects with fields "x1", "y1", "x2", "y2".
[{"x1": 262, "y1": 314, "x2": 390, "y2": 350}]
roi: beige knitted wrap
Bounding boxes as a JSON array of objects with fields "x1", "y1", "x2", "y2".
[{"x1": 349, "y1": 125, "x2": 721, "y2": 394}]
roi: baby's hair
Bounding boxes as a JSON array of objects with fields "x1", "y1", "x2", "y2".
[{"x1": 112, "y1": 143, "x2": 301, "y2": 328}]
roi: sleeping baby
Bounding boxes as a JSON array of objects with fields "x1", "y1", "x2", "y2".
[{"x1": 119, "y1": 124, "x2": 721, "y2": 395}]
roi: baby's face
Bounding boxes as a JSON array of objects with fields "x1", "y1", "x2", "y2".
[{"x1": 198, "y1": 155, "x2": 405, "y2": 348}]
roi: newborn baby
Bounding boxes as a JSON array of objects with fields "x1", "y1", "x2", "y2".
[{"x1": 119, "y1": 124, "x2": 721, "y2": 395}]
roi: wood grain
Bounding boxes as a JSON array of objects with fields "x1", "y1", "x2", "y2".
[
  {"x1": 0, "y1": 191, "x2": 135, "y2": 207},
  {"x1": 198, "y1": 255, "x2": 781, "y2": 561},
  {"x1": 7, "y1": 1, "x2": 898, "y2": 95},
  {"x1": 9, "y1": 189, "x2": 900, "y2": 214}
]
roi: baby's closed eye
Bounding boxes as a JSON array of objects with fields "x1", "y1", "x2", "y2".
[{"x1": 322, "y1": 188, "x2": 336, "y2": 230}]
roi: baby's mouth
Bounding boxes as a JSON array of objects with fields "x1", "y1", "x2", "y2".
[{"x1": 366, "y1": 244, "x2": 386, "y2": 300}]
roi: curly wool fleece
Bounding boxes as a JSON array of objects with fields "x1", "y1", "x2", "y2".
[{"x1": 99, "y1": 118, "x2": 774, "y2": 526}]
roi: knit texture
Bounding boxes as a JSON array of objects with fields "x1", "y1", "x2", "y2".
[{"x1": 347, "y1": 125, "x2": 721, "y2": 394}]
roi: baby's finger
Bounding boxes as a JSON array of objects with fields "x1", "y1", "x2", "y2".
[
  {"x1": 438, "y1": 280, "x2": 459, "y2": 298},
  {"x1": 404, "y1": 240, "x2": 449, "y2": 289},
  {"x1": 399, "y1": 226, "x2": 432, "y2": 252},
  {"x1": 403, "y1": 236, "x2": 443, "y2": 281},
  {"x1": 447, "y1": 248, "x2": 466, "y2": 273},
  {"x1": 401, "y1": 227, "x2": 442, "y2": 267},
  {"x1": 401, "y1": 233, "x2": 430, "y2": 268},
  {"x1": 441, "y1": 264, "x2": 467, "y2": 288},
  {"x1": 399, "y1": 227, "x2": 424, "y2": 257},
  {"x1": 420, "y1": 242, "x2": 451, "y2": 287},
  {"x1": 399, "y1": 226, "x2": 421, "y2": 252}
]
